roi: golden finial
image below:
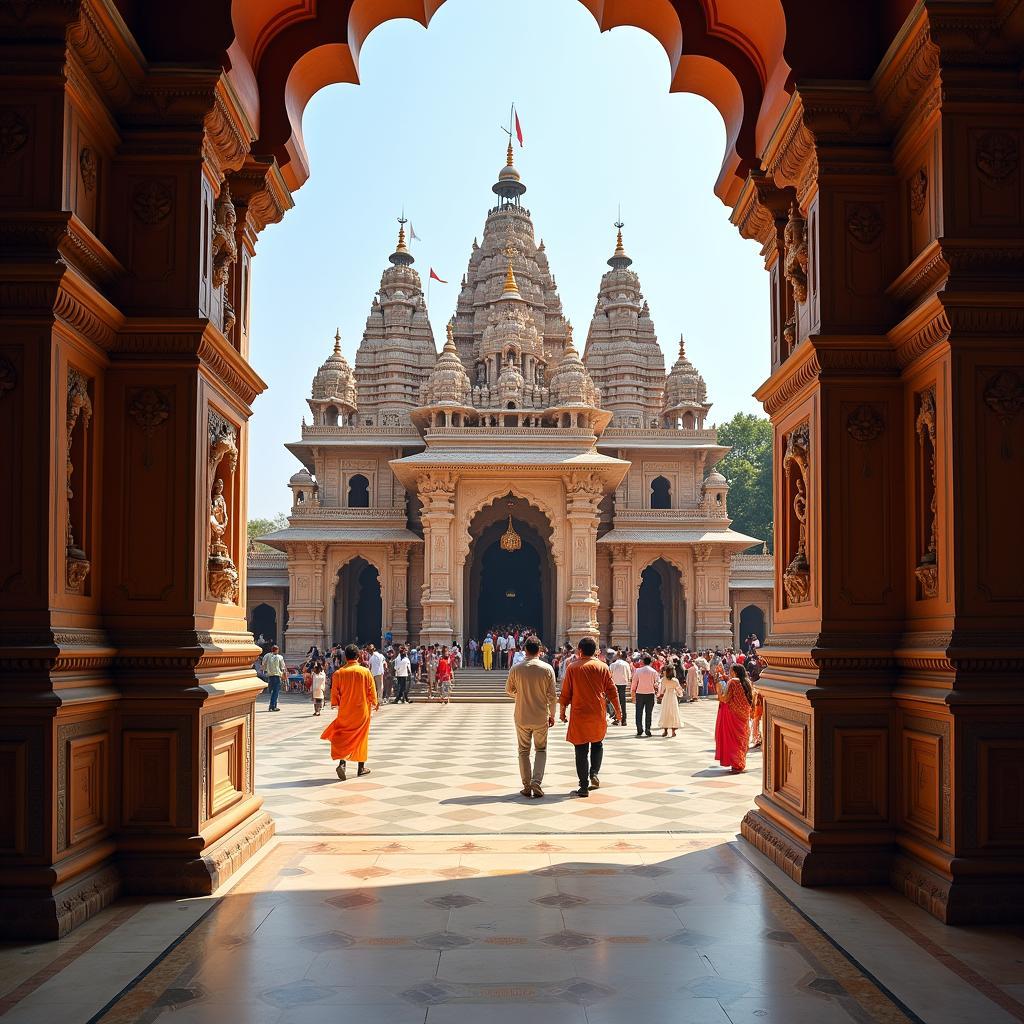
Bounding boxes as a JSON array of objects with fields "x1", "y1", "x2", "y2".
[
  {"x1": 502, "y1": 245, "x2": 520, "y2": 295},
  {"x1": 333, "y1": 328, "x2": 341, "y2": 355},
  {"x1": 445, "y1": 321, "x2": 457, "y2": 351},
  {"x1": 506, "y1": 140, "x2": 515, "y2": 167},
  {"x1": 396, "y1": 212, "x2": 409, "y2": 254}
]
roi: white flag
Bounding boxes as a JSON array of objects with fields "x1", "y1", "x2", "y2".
[{"x1": 409, "y1": 222, "x2": 421, "y2": 242}]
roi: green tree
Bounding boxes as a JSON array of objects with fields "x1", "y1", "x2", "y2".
[
  {"x1": 247, "y1": 513, "x2": 288, "y2": 551},
  {"x1": 716, "y1": 412, "x2": 773, "y2": 552}
]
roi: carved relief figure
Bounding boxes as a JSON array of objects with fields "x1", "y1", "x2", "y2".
[
  {"x1": 783, "y1": 203, "x2": 808, "y2": 304},
  {"x1": 211, "y1": 183, "x2": 238, "y2": 290},
  {"x1": 66, "y1": 368, "x2": 93, "y2": 592},
  {"x1": 914, "y1": 386, "x2": 938, "y2": 599},
  {"x1": 207, "y1": 410, "x2": 240, "y2": 603},
  {"x1": 782, "y1": 423, "x2": 811, "y2": 605}
]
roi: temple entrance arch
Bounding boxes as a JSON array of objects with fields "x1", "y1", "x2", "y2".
[
  {"x1": 637, "y1": 558, "x2": 686, "y2": 649},
  {"x1": 249, "y1": 603, "x2": 277, "y2": 647},
  {"x1": 464, "y1": 494, "x2": 555, "y2": 646},
  {"x1": 738, "y1": 604, "x2": 766, "y2": 647},
  {"x1": 332, "y1": 556, "x2": 382, "y2": 646}
]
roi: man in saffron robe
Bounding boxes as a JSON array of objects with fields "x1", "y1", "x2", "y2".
[
  {"x1": 321, "y1": 643, "x2": 378, "y2": 781},
  {"x1": 559, "y1": 635, "x2": 621, "y2": 798}
]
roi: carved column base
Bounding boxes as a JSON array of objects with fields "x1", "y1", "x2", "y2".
[
  {"x1": 0, "y1": 862, "x2": 121, "y2": 941},
  {"x1": 741, "y1": 806, "x2": 893, "y2": 887},
  {"x1": 120, "y1": 808, "x2": 275, "y2": 896}
]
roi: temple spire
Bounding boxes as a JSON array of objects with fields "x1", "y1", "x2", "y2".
[
  {"x1": 389, "y1": 213, "x2": 415, "y2": 266},
  {"x1": 608, "y1": 213, "x2": 633, "y2": 269},
  {"x1": 501, "y1": 245, "x2": 522, "y2": 299},
  {"x1": 333, "y1": 327, "x2": 341, "y2": 355},
  {"x1": 492, "y1": 126, "x2": 527, "y2": 204}
]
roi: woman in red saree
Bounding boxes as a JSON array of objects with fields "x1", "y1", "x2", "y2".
[{"x1": 715, "y1": 663, "x2": 753, "y2": 773}]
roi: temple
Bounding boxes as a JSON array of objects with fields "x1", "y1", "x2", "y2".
[{"x1": 250, "y1": 147, "x2": 772, "y2": 654}]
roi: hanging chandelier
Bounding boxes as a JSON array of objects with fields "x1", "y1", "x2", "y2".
[{"x1": 500, "y1": 513, "x2": 522, "y2": 552}]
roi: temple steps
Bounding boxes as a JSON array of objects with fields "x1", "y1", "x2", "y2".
[{"x1": 406, "y1": 667, "x2": 514, "y2": 703}]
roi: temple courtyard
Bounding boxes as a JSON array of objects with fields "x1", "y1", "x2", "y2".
[{"x1": 1, "y1": 695, "x2": 1023, "y2": 1024}]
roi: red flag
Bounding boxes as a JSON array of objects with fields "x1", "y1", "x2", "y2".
[
  {"x1": 514, "y1": 109, "x2": 524, "y2": 147},
  {"x1": 429, "y1": 268, "x2": 447, "y2": 283}
]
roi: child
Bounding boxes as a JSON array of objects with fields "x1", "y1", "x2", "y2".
[
  {"x1": 311, "y1": 661, "x2": 327, "y2": 716},
  {"x1": 437, "y1": 651, "x2": 452, "y2": 705}
]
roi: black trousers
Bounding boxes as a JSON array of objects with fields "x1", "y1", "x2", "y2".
[
  {"x1": 395, "y1": 676, "x2": 410, "y2": 701},
  {"x1": 635, "y1": 693, "x2": 655, "y2": 734},
  {"x1": 574, "y1": 741, "x2": 604, "y2": 789},
  {"x1": 615, "y1": 685, "x2": 627, "y2": 723}
]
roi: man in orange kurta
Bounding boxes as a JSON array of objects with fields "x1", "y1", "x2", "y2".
[
  {"x1": 321, "y1": 643, "x2": 378, "y2": 781},
  {"x1": 559, "y1": 636, "x2": 621, "y2": 798}
]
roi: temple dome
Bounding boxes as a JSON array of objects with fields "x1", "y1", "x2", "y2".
[
  {"x1": 289, "y1": 467, "x2": 313, "y2": 486},
  {"x1": 311, "y1": 330, "x2": 357, "y2": 408},
  {"x1": 663, "y1": 334, "x2": 707, "y2": 411},
  {"x1": 705, "y1": 469, "x2": 728, "y2": 487},
  {"x1": 497, "y1": 356, "x2": 525, "y2": 403},
  {"x1": 550, "y1": 324, "x2": 599, "y2": 407},
  {"x1": 421, "y1": 324, "x2": 472, "y2": 406}
]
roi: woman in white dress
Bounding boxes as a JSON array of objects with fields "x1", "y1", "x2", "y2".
[{"x1": 657, "y1": 664, "x2": 684, "y2": 737}]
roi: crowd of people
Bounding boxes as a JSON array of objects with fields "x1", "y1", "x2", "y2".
[
  {"x1": 255, "y1": 640, "x2": 466, "y2": 709},
  {"x1": 468, "y1": 624, "x2": 538, "y2": 670},
  {"x1": 280, "y1": 628, "x2": 766, "y2": 794}
]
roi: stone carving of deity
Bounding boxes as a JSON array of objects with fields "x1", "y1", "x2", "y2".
[
  {"x1": 792, "y1": 477, "x2": 808, "y2": 566},
  {"x1": 210, "y1": 477, "x2": 229, "y2": 555}
]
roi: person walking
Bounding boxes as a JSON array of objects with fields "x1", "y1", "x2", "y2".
[
  {"x1": 321, "y1": 643, "x2": 379, "y2": 780},
  {"x1": 715, "y1": 662, "x2": 753, "y2": 773},
  {"x1": 608, "y1": 649, "x2": 632, "y2": 727},
  {"x1": 684, "y1": 658, "x2": 701, "y2": 702},
  {"x1": 393, "y1": 645, "x2": 412, "y2": 703},
  {"x1": 481, "y1": 634, "x2": 494, "y2": 671},
  {"x1": 506, "y1": 635, "x2": 557, "y2": 798},
  {"x1": 368, "y1": 645, "x2": 386, "y2": 705},
  {"x1": 559, "y1": 636, "x2": 621, "y2": 798},
  {"x1": 657, "y1": 664, "x2": 683, "y2": 737},
  {"x1": 311, "y1": 660, "x2": 327, "y2": 716},
  {"x1": 630, "y1": 653, "x2": 659, "y2": 737},
  {"x1": 437, "y1": 648, "x2": 453, "y2": 705},
  {"x1": 261, "y1": 644, "x2": 286, "y2": 712}
]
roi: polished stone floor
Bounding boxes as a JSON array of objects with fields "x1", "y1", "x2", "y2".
[
  {"x1": 256, "y1": 692, "x2": 761, "y2": 834},
  {"x1": 3, "y1": 701, "x2": 1024, "y2": 1024}
]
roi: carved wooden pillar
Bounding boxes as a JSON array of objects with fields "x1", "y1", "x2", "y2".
[
  {"x1": 608, "y1": 544, "x2": 633, "y2": 650},
  {"x1": 417, "y1": 473, "x2": 456, "y2": 646},
  {"x1": 564, "y1": 473, "x2": 602, "y2": 645}
]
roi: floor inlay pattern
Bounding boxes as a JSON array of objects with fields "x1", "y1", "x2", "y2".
[
  {"x1": 256, "y1": 695, "x2": 761, "y2": 834},
  {"x1": 82, "y1": 836, "x2": 923, "y2": 1024}
]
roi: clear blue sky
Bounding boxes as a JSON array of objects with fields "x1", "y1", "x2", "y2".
[{"x1": 247, "y1": 0, "x2": 769, "y2": 520}]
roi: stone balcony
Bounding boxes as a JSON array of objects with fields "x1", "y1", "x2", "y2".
[{"x1": 288, "y1": 505, "x2": 407, "y2": 522}]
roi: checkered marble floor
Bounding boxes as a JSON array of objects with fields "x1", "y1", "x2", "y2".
[{"x1": 256, "y1": 693, "x2": 760, "y2": 835}]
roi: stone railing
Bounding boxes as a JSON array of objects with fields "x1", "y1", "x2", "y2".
[
  {"x1": 601, "y1": 427, "x2": 719, "y2": 441},
  {"x1": 300, "y1": 425, "x2": 418, "y2": 438},
  {"x1": 424, "y1": 426, "x2": 594, "y2": 440},
  {"x1": 289, "y1": 506, "x2": 407, "y2": 521},
  {"x1": 731, "y1": 552, "x2": 773, "y2": 569},
  {"x1": 613, "y1": 508, "x2": 726, "y2": 522}
]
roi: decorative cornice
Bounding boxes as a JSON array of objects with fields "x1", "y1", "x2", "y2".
[
  {"x1": 65, "y1": 0, "x2": 145, "y2": 111},
  {"x1": 890, "y1": 299, "x2": 950, "y2": 370},
  {"x1": 872, "y1": 9, "x2": 940, "y2": 130}
]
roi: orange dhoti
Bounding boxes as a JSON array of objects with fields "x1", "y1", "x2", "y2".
[{"x1": 320, "y1": 662, "x2": 378, "y2": 762}]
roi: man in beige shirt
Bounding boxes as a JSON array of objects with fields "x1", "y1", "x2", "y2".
[{"x1": 505, "y1": 635, "x2": 557, "y2": 798}]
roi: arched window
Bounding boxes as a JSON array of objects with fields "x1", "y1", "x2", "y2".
[
  {"x1": 347, "y1": 474, "x2": 370, "y2": 508},
  {"x1": 651, "y1": 476, "x2": 671, "y2": 509},
  {"x1": 682, "y1": 411, "x2": 695, "y2": 429},
  {"x1": 324, "y1": 405, "x2": 339, "y2": 426}
]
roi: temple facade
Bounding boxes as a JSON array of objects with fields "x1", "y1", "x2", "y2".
[{"x1": 252, "y1": 148, "x2": 771, "y2": 656}]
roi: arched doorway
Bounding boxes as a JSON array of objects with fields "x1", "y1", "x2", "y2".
[
  {"x1": 249, "y1": 603, "x2": 277, "y2": 647},
  {"x1": 464, "y1": 495, "x2": 554, "y2": 645},
  {"x1": 739, "y1": 604, "x2": 766, "y2": 647},
  {"x1": 637, "y1": 559, "x2": 685, "y2": 649},
  {"x1": 333, "y1": 557, "x2": 382, "y2": 646},
  {"x1": 347, "y1": 474, "x2": 370, "y2": 508},
  {"x1": 651, "y1": 476, "x2": 672, "y2": 509}
]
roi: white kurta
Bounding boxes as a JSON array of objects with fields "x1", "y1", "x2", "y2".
[{"x1": 658, "y1": 677, "x2": 684, "y2": 729}]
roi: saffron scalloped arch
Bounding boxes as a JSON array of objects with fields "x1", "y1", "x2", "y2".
[{"x1": 230, "y1": 0, "x2": 789, "y2": 203}]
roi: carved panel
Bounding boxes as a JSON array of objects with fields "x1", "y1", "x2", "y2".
[
  {"x1": 122, "y1": 731, "x2": 178, "y2": 827},
  {"x1": 68, "y1": 734, "x2": 108, "y2": 846},
  {"x1": 772, "y1": 719, "x2": 807, "y2": 816},
  {"x1": 902, "y1": 728, "x2": 942, "y2": 840},
  {"x1": 978, "y1": 739, "x2": 1024, "y2": 848},
  {"x1": 208, "y1": 717, "x2": 245, "y2": 819},
  {"x1": 834, "y1": 729, "x2": 888, "y2": 822},
  {"x1": 0, "y1": 742, "x2": 26, "y2": 854},
  {"x1": 57, "y1": 721, "x2": 108, "y2": 852},
  {"x1": 970, "y1": 129, "x2": 1021, "y2": 225}
]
